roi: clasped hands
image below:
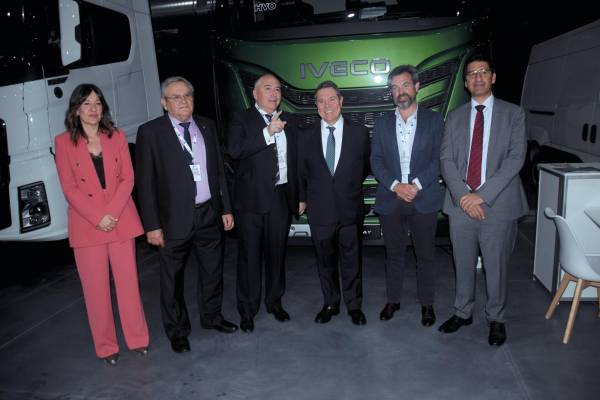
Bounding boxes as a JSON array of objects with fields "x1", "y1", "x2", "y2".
[
  {"x1": 459, "y1": 193, "x2": 486, "y2": 220},
  {"x1": 394, "y1": 183, "x2": 419, "y2": 202},
  {"x1": 267, "y1": 111, "x2": 287, "y2": 136},
  {"x1": 97, "y1": 214, "x2": 118, "y2": 232}
]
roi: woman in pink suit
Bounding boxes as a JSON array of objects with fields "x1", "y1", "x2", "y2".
[{"x1": 55, "y1": 84, "x2": 149, "y2": 365}]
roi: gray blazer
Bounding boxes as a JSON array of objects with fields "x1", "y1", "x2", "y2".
[
  {"x1": 440, "y1": 97, "x2": 528, "y2": 220},
  {"x1": 371, "y1": 107, "x2": 444, "y2": 215}
]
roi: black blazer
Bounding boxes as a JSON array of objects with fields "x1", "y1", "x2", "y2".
[
  {"x1": 135, "y1": 114, "x2": 231, "y2": 240},
  {"x1": 226, "y1": 107, "x2": 299, "y2": 217},
  {"x1": 298, "y1": 118, "x2": 370, "y2": 226}
]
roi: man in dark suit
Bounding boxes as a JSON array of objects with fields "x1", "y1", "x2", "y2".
[
  {"x1": 371, "y1": 65, "x2": 444, "y2": 327},
  {"x1": 136, "y1": 76, "x2": 238, "y2": 353},
  {"x1": 439, "y1": 52, "x2": 528, "y2": 346},
  {"x1": 226, "y1": 74, "x2": 299, "y2": 332},
  {"x1": 298, "y1": 80, "x2": 370, "y2": 325}
]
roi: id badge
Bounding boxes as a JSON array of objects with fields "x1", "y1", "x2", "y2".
[{"x1": 190, "y1": 164, "x2": 202, "y2": 181}]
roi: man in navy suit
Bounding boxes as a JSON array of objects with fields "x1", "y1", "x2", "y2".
[
  {"x1": 298, "y1": 80, "x2": 370, "y2": 325},
  {"x1": 371, "y1": 65, "x2": 444, "y2": 327}
]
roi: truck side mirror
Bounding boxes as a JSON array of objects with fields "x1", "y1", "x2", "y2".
[{"x1": 59, "y1": 0, "x2": 81, "y2": 66}]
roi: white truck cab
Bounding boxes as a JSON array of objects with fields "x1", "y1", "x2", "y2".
[
  {"x1": 0, "y1": 0, "x2": 162, "y2": 241},
  {"x1": 521, "y1": 19, "x2": 600, "y2": 181}
]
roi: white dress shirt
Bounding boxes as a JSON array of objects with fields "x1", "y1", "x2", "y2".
[
  {"x1": 391, "y1": 107, "x2": 422, "y2": 191},
  {"x1": 256, "y1": 104, "x2": 288, "y2": 185},
  {"x1": 320, "y1": 116, "x2": 344, "y2": 173},
  {"x1": 467, "y1": 95, "x2": 494, "y2": 189}
]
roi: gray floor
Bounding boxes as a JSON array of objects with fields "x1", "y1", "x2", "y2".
[{"x1": 1, "y1": 216, "x2": 599, "y2": 400}]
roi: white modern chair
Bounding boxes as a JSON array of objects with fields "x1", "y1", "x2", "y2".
[{"x1": 544, "y1": 207, "x2": 600, "y2": 344}]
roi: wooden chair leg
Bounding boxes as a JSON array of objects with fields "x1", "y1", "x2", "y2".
[
  {"x1": 546, "y1": 273, "x2": 572, "y2": 319},
  {"x1": 563, "y1": 279, "x2": 584, "y2": 344}
]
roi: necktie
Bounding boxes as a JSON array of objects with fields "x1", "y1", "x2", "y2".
[
  {"x1": 265, "y1": 114, "x2": 280, "y2": 182},
  {"x1": 179, "y1": 122, "x2": 192, "y2": 147},
  {"x1": 326, "y1": 126, "x2": 336, "y2": 175},
  {"x1": 466, "y1": 105, "x2": 485, "y2": 191}
]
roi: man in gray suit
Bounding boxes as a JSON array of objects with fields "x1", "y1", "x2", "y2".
[
  {"x1": 371, "y1": 65, "x2": 444, "y2": 327},
  {"x1": 438, "y1": 52, "x2": 528, "y2": 346}
]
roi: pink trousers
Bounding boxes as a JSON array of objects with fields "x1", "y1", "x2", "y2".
[{"x1": 74, "y1": 239, "x2": 149, "y2": 358}]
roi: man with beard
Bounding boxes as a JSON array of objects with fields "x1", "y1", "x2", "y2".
[
  {"x1": 371, "y1": 65, "x2": 444, "y2": 326},
  {"x1": 438, "y1": 52, "x2": 527, "y2": 346}
]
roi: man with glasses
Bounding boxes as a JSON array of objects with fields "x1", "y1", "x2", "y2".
[
  {"x1": 439, "y1": 53, "x2": 528, "y2": 346},
  {"x1": 136, "y1": 76, "x2": 238, "y2": 354},
  {"x1": 371, "y1": 65, "x2": 444, "y2": 327}
]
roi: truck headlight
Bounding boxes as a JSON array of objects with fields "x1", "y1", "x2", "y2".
[{"x1": 18, "y1": 182, "x2": 51, "y2": 233}]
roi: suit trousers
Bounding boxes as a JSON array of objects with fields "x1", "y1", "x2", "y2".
[
  {"x1": 311, "y1": 222, "x2": 363, "y2": 310},
  {"x1": 448, "y1": 213, "x2": 517, "y2": 322},
  {"x1": 158, "y1": 201, "x2": 225, "y2": 340},
  {"x1": 74, "y1": 239, "x2": 149, "y2": 358},
  {"x1": 236, "y1": 185, "x2": 291, "y2": 318},
  {"x1": 380, "y1": 202, "x2": 438, "y2": 305}
]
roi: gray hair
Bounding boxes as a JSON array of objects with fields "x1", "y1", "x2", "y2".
[
  {"x1": 253, "y1": 74, "x2": 279, "y2": 90},
  {"x1": 161, "y1": 76, "x2": 194, "y2": 97},
  {"x1": 314, "y1": 80, "x2": 342, "y2": 101},
  {"x1": 387, "y1": 65, "x2": 419, "y2": 87}
]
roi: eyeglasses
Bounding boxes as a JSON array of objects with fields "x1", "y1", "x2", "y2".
[
  {"x1": 164, "y1": 93, "x2": 193, "y2": 103},
  {"x1": 390, "y1": 82, "x2": 414, "y2": 91},
  {"x1": 465, "y1": 68, "x2": 492, "y2": 79}
]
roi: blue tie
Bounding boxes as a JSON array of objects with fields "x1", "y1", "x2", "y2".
[
  {"x1": 326, "y1": 126, "x2": 336, "y2": 175},
  {"x1": 179, "y1": 122, "x2": 192, "y2": 147}
]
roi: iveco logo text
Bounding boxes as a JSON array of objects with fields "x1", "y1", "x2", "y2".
[
  {"x1": 300, "y1": 58, "x2": 391, "y2": 79},
  {"x1": 255, "y1": 2, "x2": 277, "y2": 12}
]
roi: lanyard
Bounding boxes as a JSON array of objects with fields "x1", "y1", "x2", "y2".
[{"x1": 172, "y1": 126, "x2": 195, "y2": 159}]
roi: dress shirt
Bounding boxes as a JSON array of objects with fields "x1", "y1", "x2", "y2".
[
  {"x1": 169, "y1": 115, "x2": 211, "y2": 203},
  {"x1": 467, "y1": 95, "x2": 494, "y2": 189},
  {"x1": 391, "y1": 107, "x2": 422, "y2": 191},
  {"x1": 256, "y1": 104, "x2": 288, "y2": 185},
  {"x1": 320, "y1": 116, "x2": 344, "y2": 172}
]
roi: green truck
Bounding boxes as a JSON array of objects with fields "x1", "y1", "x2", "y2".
[{"x1": 211, "y1": 1, "x2": 485, "y2": 243}]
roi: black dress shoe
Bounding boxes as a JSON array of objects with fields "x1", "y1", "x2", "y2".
[
  {"x1": 438, "y1": 315, "x2": 473, "y2": 333},
  {"x1": 240, "y1": 317, "x2": 254, "y2": 333},
  {"x1": 379, "y1": 303, "x2": 400, "y2": 321},
  {"x1": 421, "y1": 305, "x2": 436, "y2": 327},
  {"x1": 103, "y1": 353, "x2": 119, "y2": 366},
  {"x1": 488, "y1": 321, "x2": 507, "y2": 346},
  {"x1": 268, "y1": 307, "x2": 291, "y2": 322},
  {"x1": 170, "y1": 337, "x2": 190, "y2": 353},
  {"x1": 315, "y1": 305, "x2": 340, "y2": 324},
  {"x1": 348, "y1": 309, "x2": 367, "y2": 326},
  {"x1": 202, "y1": 319, "x2": 239, "y2": 333}
]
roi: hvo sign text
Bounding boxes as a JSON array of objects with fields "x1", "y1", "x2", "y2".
[{"x1": 300, "y1": 58, "x2": 391, "y2": 79}]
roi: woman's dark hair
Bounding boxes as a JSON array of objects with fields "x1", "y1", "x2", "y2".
[{"x1": 64, "y1": 84, "x2": 115, "y2": 144}]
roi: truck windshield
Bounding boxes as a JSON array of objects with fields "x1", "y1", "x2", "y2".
[
  {"x1": 0, "y1": 0, "x2": 63, "y2": 86},
  {"x1": 216, "y1": 0, "x2": 486, "y2": 38}
]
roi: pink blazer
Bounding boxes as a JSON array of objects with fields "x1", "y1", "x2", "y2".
[{"x1": 55, "y1": 130, "x2": 143, "y2": 248}]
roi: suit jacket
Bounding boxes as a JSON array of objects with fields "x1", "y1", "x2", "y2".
[
  {"x1": 226, "y1": 107, "x2": 298, "y2": 217},
  {"x1": 55, "y1": 130, "x2": 143, "y2": 248},
  {"x1": 298, "y1": 119, "x2": 370, "y2": 226},
  {"x1": 135, "y1": 114, "x2": 231, "y2": 240},
  {"x1": 440, "y1": 97, "x2": 528, "y2": 220},
  {"x1": 371, "y1": 107, "x2": 444, "y2": 215}
]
